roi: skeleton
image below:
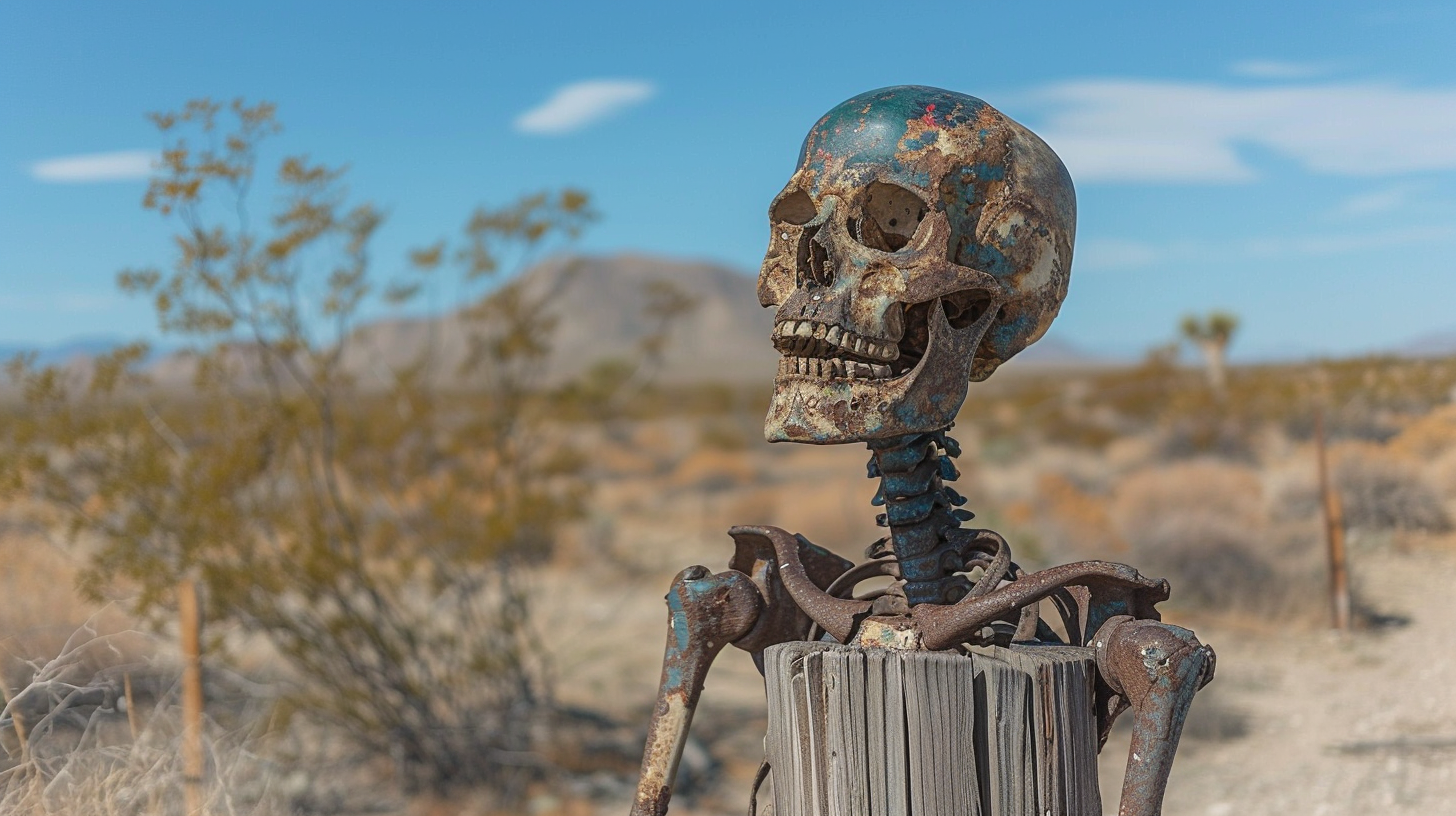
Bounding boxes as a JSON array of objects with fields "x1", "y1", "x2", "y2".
[{"x1": 629, "y1": 86, "x2": 1214, "y2": 816}]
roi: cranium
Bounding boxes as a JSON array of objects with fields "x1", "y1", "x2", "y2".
[{"x1": 758, "y1": 85, "x2": 1076, "y2": 443}]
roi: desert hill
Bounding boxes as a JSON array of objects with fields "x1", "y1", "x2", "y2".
[
  {"x1": 338, "y1": 253, "x2": 781, "y2": 388},
  {"x1": 8, "y1": 253, "x2": 1121, "y2": 389}
]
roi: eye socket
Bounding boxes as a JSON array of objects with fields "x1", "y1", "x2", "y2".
[
  {"x1": 770, "y1": 188, "x2": 816, "y2": 225},
  {"x1": 853, "y1": 181, "x2": 928, "y2": 252}
]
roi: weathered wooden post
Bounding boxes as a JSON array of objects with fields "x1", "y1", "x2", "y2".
[
  {"x1": 179, "y1": 577, "x2": 206, "y2": 815},
  {"x1": 1314, "y1": 407, "x2": 1352, "y2": 631},
  {"x1": 629, "y1": 86, "x2": 1215, "y2": 816}
]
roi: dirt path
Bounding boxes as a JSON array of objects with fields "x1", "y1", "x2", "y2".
[{"x1": 1119, "y1": 545, "x2": 1456, "y2": 816}]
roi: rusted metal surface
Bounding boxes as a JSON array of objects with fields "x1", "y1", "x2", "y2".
[
  {"x1": 629, "y1": 566, "x2": 762, "y2": 816},
  {"x1": 758, "y1": 86, "x2": 1075, "y2": 444},
  {"x1": 914, "y1": 561, "x2": 1169, "y2": 652},
  {"x1": 727, "y1": 525, "x2": 852, "y2": 655},
  {"x1": 1094, "y1": 617, "x2": 1216, "y2": 816},
  {"x1": 626, "y1": 85, "x2": 1213, "y2": 816},
  {"x1": 739, "y1": 524, "x2": 872, "y2": 644},
  {"x1": 867, "y1": 430, "x2": 972, "y2": 606}
]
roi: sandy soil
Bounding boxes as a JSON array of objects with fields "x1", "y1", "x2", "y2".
[
  {"x1": 1129, "y1": 547, "x2": 1456, "y2": 816},
  {"x1": 536, "y1": 432, "x2": 1456, "y2": 815}
]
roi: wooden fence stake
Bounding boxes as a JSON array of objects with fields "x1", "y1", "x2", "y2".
[
  {"x1": 124, "y1": 671, "x2": 139, "y2": 743},
  {"x1": 1315, "y1": 407, "x2": 1352, "y2": 631},
  {"x1": 1, "y1": 683, "x2": 28, "y2": 762},
  {"x1": 179, "y1": 577, "x2": 206, "y2": 815}
]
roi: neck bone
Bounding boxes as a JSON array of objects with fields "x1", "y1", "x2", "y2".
[{"x1": 866, "y1": 429, "x2": 974, "y2": 608}]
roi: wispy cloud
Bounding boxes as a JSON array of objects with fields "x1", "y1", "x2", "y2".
[
  {"x1": 30, "y1": 150, "x2": 157, "y2": 183},
  {"x1": 1076, "y1": 239, "x2": 1162, "y2": 271},
  {"x1": 1025, "y1": 80, "x2": 1456, "y2": 183},
  {"x1": 514, "y1": 80, "x2": 655, "y2": 135},
  {"x1": 1229, "y1": 59, "x2": 1335, "y2": 80},
  {"x1": 1331, "y1": 183, "x2": 1420, "y2": 218},
  {"x1": 1081, "y1": 224, "x2": 1456, "y2": 272},
  {"x1": 0, "y1": 290, "x2": 122, "y2": 312},
  {"x1": 1242, "y1": 224, "x2": 1456, "y2": 258}
]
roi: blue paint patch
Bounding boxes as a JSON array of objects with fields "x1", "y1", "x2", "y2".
[
  {"x1": 667, "y1": 593, "x2": 690, "y2": 656},
  {"x1": 796, "y1": 86, "x2": 990, "y2": 186},
  {"x1": 990, "y1": 313, "x2": 1036, "y2": 354}
]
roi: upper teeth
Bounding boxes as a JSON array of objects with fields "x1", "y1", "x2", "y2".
[{"x1": 773, "y1": 320, "x2": 898, "y2": 361}]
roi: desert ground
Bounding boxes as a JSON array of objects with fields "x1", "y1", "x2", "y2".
[{"x1": 4, "y1": 357, "x2": 1456, "y2": 815}]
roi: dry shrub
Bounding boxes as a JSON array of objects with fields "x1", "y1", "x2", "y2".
[
  {"x1": 1031, "y1": 473, "x2": 1124, "y2": 558},
  {"x1": 669, "y1": 448, "x2": 755, "y2": 492},
  {"x1": 1429, "y1": 447, "x2": 1456, "y2": 500},
  {"x1": 0, "y1": 626, "x2": 290, "y2": 816},
  {"x1": 1113, "y1": 461, "x2": 1265, "y2": 534},
  {"x1": 1386, "y1": 404, "x2": 1456, "y2": 460},
  {"x1": 1265, "y1": 460, "x2": 1322, "y2": 523},
  {"x1": 1334, "y1": 444, "x2": 1451, "y2": 533},
  {"x1": 1111, "y1": 461, "x2": 1320, "y2": 618},
  {"x1": 0, "y1": 510, "x2": 95, "y2": 689}
]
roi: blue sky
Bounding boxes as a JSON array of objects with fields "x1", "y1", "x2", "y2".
[{"x1": 3, "y1": 1, "x2": 1455, "y2": 360}]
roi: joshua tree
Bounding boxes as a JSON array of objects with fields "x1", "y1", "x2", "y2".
[{"x1": 1180, "y1": 311, "x2": 1239, "y2": 398}]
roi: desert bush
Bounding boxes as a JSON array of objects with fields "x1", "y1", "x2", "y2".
[
  {"x1": 1334, "y1": 445, "x2": 1451, "y2": 533},
  {"x1": 1110, "y1": 461, "x2": 1322, "y2": 618},
  {"x1": 1029, "y1": 473, "x2": 1124, "y2": 558},
  {"x1": 0, "y1": 99, "x2": 654, "y2": 798},
  {"x1": 0, "y1": 521, "x2": 92, "y2": 688},
  {"x1": 1387, "y1": 404, "x2": 1456, "y2": 461}
]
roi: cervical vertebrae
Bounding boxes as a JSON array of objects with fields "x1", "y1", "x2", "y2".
[{"x1": 867, "y1": 429, "x2": 974, "y2": 607}]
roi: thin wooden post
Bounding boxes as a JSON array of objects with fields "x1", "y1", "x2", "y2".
[
  {"x1": 124, "y1": 672, "x2": 140, "y2": 743},
  {"x1": 1315, "y1": 407, "x2": 1352, "y2": 631},
  {"x1": 1, "y1": 683, "x2": 28, "y2": 762},
  {"x1": 179, "y1": 577, "x2": 206, "y2": 815}
]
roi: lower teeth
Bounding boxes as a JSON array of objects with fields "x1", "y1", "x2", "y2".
[{"x1": 778, "y1": 357, "x2": 896, "y2": 380}]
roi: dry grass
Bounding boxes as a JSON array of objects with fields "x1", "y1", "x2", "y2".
[
  {"x1": 0, "y1": 503, "x2": 107, "y2": 691},
  {"x1": 0, "y1": 622, "x2": 288, "y2": 816}
]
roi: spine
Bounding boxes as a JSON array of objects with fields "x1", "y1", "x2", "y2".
[{"x1": 867, "y1": 430, "x2": 974, "y2": 607}]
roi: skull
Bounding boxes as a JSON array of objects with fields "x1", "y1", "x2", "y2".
[{"x1": 758, "y1": 86, "x2": 1076, "y2": 443}]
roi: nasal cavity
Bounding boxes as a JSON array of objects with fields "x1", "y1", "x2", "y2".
[{"x1": 803, "y1": 228, "x2": 833, "y2": 287}]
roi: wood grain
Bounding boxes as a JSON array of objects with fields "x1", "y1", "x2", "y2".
[{"x1": 764, "y1": 641, "x2": 1100, "y2": 816}]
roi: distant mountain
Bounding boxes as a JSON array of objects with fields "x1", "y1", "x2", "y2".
[
  {"x1": 1395, "y1": 329, "x2": 1456, "y2": 359},
  {"x1": 1000, "y1": 334, "x2": 1117, "y2": 369},
  {"x1": 56, "y1": 254, "x2": 1456, "y2": 391},
  {"x1": 5, "y1": 257, "x2": 1133, "y2": 391},
  {"x1": 337, "y1": 253, "x2": 779, "y2": 388},
  {"x1": 338, "y1": 254, "x2": 1114, "y2": 386},
  {"x1": 0, "y1": 336, "x2": 129, "y2": 367}
]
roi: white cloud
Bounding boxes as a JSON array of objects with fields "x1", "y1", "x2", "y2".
[
  {"x1": 1025, "y1": 79, "x2": 1456, "y2": 183},
  {"x1": 1229, "y1": 59, "x2": 1334, "y2": 80},
  {"x1": 514, "y1": 80, "x2": 656, "y2": 135},
  {"x1": 1331, "y1": 183, "x2": 1419, "y2": 218},
  {"x1": 56, "y1": 292, "x2": 121, "y2": 313},
  {"x1": 1076, "y1": 239, "x2": 1162, "y2": 271},
  {"x1": 1242, "y1": 224, "x2": 1456, "y2": 258},
  {"x1": 0, "y1": 290, "x2": 122, "y2": 312},
  {"x1": 1079, "y1": 224, "x2": 1455, "y2": 274},
  {"x1": 30, "y1": 150, "x2": 157, "y2": 183}
]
